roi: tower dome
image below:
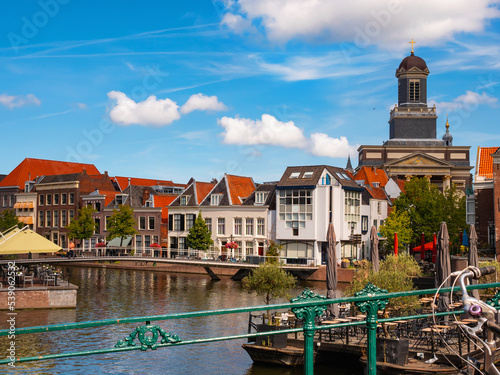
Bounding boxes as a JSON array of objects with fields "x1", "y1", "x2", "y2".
[
  {"x1": 397, "y1": 53, "x2": 428, "y2": 73},
  {"x1": 442, "y1": 117, "x2": 453, "y2": 146}
]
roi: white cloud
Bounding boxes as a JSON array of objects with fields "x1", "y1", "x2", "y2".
[
  {"x1": 223, "y1": 0, "x2": 500, "y2": 49},
  {"x1": 430, "y1": 91, "x2": 497, "y2": 114},
  {"x1": 107, "y1": 91, "x2": 180, "y2": 126},
  {"x1": 309, "y1": 133, "x2": 358, "y2": 158},
  {"x1": 0, "y1": 93, "x2": 40, "y2": 109},
  {"x1": 180, "y1": 93, "x2": 228, "y2": 114},
  {"x1": 218, "y1": 114, "x2": 355, "y2": 158},
  {"x1": 221, "y1": 13, "x2": 253, "y2": 34}
]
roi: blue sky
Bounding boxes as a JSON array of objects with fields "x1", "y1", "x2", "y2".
[{"x1": 1, "y1": 0, "x2": 500, "y2": 184}]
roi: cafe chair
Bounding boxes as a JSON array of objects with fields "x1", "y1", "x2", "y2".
[
  {"x1": 44, "y1": 274, "x2": 56, "y2": 286},
  {"x1": 23, "y1": 275, "x2": 34, "y2": 287}
]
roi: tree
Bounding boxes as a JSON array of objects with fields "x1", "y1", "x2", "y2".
[
  {"x1": 186, "y1": 212, "x2": 213, "y2": 250},
  {"x1": 379, "y1": 209, "x2": 412, "y2": 255},
  {"x1": 106, "y1": 205, "x2": 137, "y2": 246},
  {"x1": 346, "y1": 254, "x2": 422, "y2": 318},
  {"x1": 66, "y1": 206, "x2": 97, "y2": 244},
  {"x1": 265, "y1": 240, "x2": 281, "y2": 264},
  {"x1": 242, "y1": 262, "x2": 296, "y2": 305},
  {"x1": 392, "y1": 177, "x2": 466, "y2": 246},
  {"x1": 0, "y1": 209, "x2": 22, "y2": 232}
]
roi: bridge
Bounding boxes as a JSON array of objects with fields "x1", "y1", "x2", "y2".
[{"x1": 0, "y1": 256, "x2": 319, "y2": 280}]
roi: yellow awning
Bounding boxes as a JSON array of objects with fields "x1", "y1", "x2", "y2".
[
  {"x1": 18, "y1": 217, "x2": 34, "y2": 225},
  {"x1": 0, "y1": 228, "x2": 61, "y2": 254},
  {"x1": 13, "y1": 202, "x2": 34, "y2": 209},
  {"x1": 13, "y1": 203, "x2": 22, "y2": 209}
]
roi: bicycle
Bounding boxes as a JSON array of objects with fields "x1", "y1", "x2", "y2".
[{"x1": 433, "y1": 265, "x2": 500, "y2": 375}]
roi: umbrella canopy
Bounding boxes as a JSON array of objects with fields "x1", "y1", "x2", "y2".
[
  {"x1": 394, "y1": 232, "x2": 399, "y2": 256},
  {"x1": 468, "y1": 224, "x2": 480, "y2": 299},
  {"x1": 370, "y1": 226, "x2": 380, "y2": 272},
  {"x1": 435, "y1": 222, "x2": 451, "y2": 313},
  {"x1": 326, "y1": 223, "x2": 339, "y2": 317},
  {"x1": 0, "y1": 227, "x2": 62, "y2": 254},
  {"x1": 412, "y1": 242, "x2": 434, "y2": 251}
]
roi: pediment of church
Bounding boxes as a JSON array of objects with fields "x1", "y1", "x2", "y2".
[{"x1": 384, "y1": 152, "x2": 454, "y2": 168}]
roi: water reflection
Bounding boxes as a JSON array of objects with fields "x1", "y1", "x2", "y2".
[{"x1": 0, "y1": 266, "x2": 356, "y2": 374}]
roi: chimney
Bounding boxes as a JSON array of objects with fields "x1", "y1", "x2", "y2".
[
  {"x1": 128, "y1": 178, "x2": 131, "y2": 187},
  {"x1": 143, "y1": 189, "x2": 149, "y2": 205}
]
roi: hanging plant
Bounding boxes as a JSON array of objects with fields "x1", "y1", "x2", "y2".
[{"x1": 225, "y1": 241, "x2": 238, "y2": 249}]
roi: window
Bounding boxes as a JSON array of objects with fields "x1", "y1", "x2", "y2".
[
  {"x1": 115, "y1": 194, "x2": 128, "y2": 205},
  {"x1": 69, "y1": 193, "x2": 75, "y2": 204},
  {"x1": 321, "y1": 174, "x2": 331, "y2": 185},
  {"x1": 105, "y1": 216, "x2": 111, "y2": 230},
  {"x1": 246, "y1": 241, "x2": 254, "y2": 255},
  {"x1": 180, "y1": 196, "x2": 189, "y2": 205},
  {"x1": 174, "y1": 214, "x2": 185, "y2": 231},
  {"x1": 234, "y1": 218, "x2": 242, "y2": 235},
  {"x1": 377, "y1": 202, "x2": 381, "y2": 214},
  {"x1": 53, "y1": 211, "x2": 59, "y2": 228},
  {"x1": 217, "y1": 218, "x2": 225, "y2": 235},
  {"x1": 149, "y1": 216, "x2": 156, "y2": 230},
  {"x1": 61, "y1": 193, "x2": 67, "y2": 205},
  {"x1": 69, "y1": 210, "x2": 74, "y2": 223},
  {"x1": 245, "y1": 218, "x2": 254, "y2": 236},
  {"x1": 257, "y1": 218, "x2": 265, "y2": 236},
  {"x1": 361, "y1": 215, "x2": 368, "y2": 233},
  {"x1": 136, "y1": 235, "x2": 143, "y2": 249},
  {"x1": 54, "y1": 194, "x2": 59, "y2": 205},
  {"x1": 374, "y1": 219, "x2": 378, "y2": 228},
  {"x1": 170, "y1": 237, "x2": 178, "y2": 249},
  {"x1": 211, "y1": 194, "x2": 222, "y2": 206},
  {"x1": 205, "y1": 218, "x2": 212, "y2": 233},
  {"x1": 39, "y1": 194, "x2": 44, "y2": 206},
  {"x1": 61, "y1": 210, "x2": 67, "y2": 227},
  {"x1": 278, "y1": 189, "x2": 313, "y2": 229},
  {"x1": 94, "y1": 218, "x2": 100, "y2": 234},
  {"x1": 303, "y1": 171, "x2": 314, "y2": 179},
  {"x1": 409, "y1": 79, "x2": 420, "y2": 102},
  {"x1": 344, "y1": 190, "x2": 360, "y2": 228},
  {"x1": 139, "y1": 217, "x2": 146, "y2": 230},
  {"x1": 290, "y1": 172, "x2": 300, "y2": 179},
  {"x1": 255, "y1": 192, "x2": 268, "y2": 205},
  {"x1": 145, "y1": 235, "x2": 151, "y2": 248},
  {"x1": 46, "y1": 194, "x2": 52, "y2": 205},
  {"x1": 39, "y1": 210, "x2": 44, "y2": 227},
  {"x1": 46, "y1": 211, "x2": 51, "y2": 227},
  {"x1": 179, "y1": 237, "x2": 186, "y2": 250},
  {"x1": 185, "y1": 214, "x2": 195, "y2": 230},
  {"x1": 95, "y1": 202, "x2": 101, "y2": 212}
]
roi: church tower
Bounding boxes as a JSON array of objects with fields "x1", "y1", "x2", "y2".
[
  {"x1": 387, "y1": 41, "x2": 440, "y2": 144},
  {"x1": 356, "y1": 41, "x2": 472, "y2": 192}
]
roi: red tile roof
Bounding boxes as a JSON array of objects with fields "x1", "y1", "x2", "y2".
[
  {"x1": 226, "y1": 175, "x2": 255, "y2": 205},
  {"x1": 0, "y1": 158, "x2": 100, "y2": 188},
  {"x1": 113, "y1": 176, "x2": 186, "y2": 191},
  {"x1": 353, "y1": 166, "x2": 389, "y2": 188},
  {"x1": 195, "y1": 182, "x2": 216, "y2": 205},
  {"x1": 476, "y1": 146, "x2": 500, "y2": 179},
  {"x1": 100, "y1": 190, "x2": 119, "y2": 206},
  {"x1": 154, "y1": 195, "x2": 179, "y2": 220}
]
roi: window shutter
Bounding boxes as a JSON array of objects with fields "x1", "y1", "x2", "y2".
[
  {"x1": 180, "y1": 214, "x2": 185, "y2": 231},
  {"x1": 168, "y1": 214, "x2": 173, "y2": 231}
]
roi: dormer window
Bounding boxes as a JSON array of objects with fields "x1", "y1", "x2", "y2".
[
  {"x1": 290, "y1": 172, "x2": 300, "y2": 179},
  {"x1": 180, "y1": 196, "x2": 189, "y2": 205},
  {"x1": 116, "y1": 194, "x2": 128, "y2": 205},
  {"x1": 210, "y1": 194, "x2": 222, "y2": 206},
  {"x1": 255, "y1": 192, "x2": 268, "y2": 205},
  {"x1": 373, "y1": 182, "x2": 380, "y2": 188},
  {"x1": 321, "y1": 174, "x2": 331, "y2": 185},
  {"x1": 303, "y1": 171, "x2": 313, "y2": 179}
]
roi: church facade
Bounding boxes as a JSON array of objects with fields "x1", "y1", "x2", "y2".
[{"x1": 357, "y1": 50, "x2": 473, "y2": 191}]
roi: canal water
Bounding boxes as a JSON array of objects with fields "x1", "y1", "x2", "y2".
[{"x1": 1, "y1": 266, "x2": 362, "y2": 375}]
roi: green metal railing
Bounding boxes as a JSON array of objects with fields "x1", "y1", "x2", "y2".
[{"x1": 2, "y1": 282, "x2": 500, "y2": 374}]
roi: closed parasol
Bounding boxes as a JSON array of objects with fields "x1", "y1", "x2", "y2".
[
  {"x1": 468, "y1": 225, "x2": 480, "y2": 299},
  {"x1": 326, "y1": 222, "x2": 339, "y2": 318},
  {"x1": 370, "y1": 226, "x2": 379, "y2": 272},
  {"x1": 435, "y1": 222, "x2": 451, "y2": 314}
]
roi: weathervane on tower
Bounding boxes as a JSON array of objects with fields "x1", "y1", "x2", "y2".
[{"x1": 409, "y1": 38, "x2": 416, "y2": 54}]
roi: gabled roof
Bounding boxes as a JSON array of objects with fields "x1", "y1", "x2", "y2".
[
  {"x1": 0, "y1": 158, "x2": 100, "y2": 188},
  {"x1": 169, "y1": 180, "x2": 215, "y2": 207},
  {"x1": 384, "y1": 152, "x2": 454, "y2": 168},
  {"x1": 353, "y1": 167, "x2": 389, "y2": 188},
  {"x1": 242, "y1": 183, "x2": 277, "y2": 208},
  {"x1": 153, "y1": 195, "x2": 179, "y2": 220},
  {"x1": 112, "y1": 176, "x2": 186, "y2": 191},
  {"x1": 277, "y1": 165, "x2": 362, "y2": 190},
  {"x1": 476, "y1": 146, "x2": 500, "y2": 179},
  {"x1": 200, "y1": 174, "x2": 255, "y2": 206},
  {"x1": 37, "y1": 173, "x2": 82, "y2": 184}
]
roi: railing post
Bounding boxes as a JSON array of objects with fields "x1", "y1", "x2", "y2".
[
  {"x1": 291, "y1": 289, "x2": 327, "y2": 375},
  {"x1": 355, "y1": 283, "x2": 389, "y2": 375}
]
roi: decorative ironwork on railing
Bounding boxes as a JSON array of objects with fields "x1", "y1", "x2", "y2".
[{"x1": 1, "y1": 283, "x2": 499, "y2": 375}]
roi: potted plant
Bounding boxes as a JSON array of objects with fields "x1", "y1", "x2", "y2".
[
  {"x1": 225, "y1": 241, "x2": 238, "y2": 260},
  {"x1": 341, "y1": 258, "x2": 350, "y2": 268}
]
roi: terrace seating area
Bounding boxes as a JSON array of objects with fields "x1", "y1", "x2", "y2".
[{"x1": 0, "y1": 264, "x2": 65, "y2": 288}]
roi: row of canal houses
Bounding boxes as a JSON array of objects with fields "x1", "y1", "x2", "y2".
[{"x1": 0, "y1": 158, "x2": 404, "y2": 265}]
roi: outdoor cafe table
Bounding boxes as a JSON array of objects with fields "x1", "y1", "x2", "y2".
[{"x1": 320, "y1": 318, "x2": 350, "y2": 343}]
